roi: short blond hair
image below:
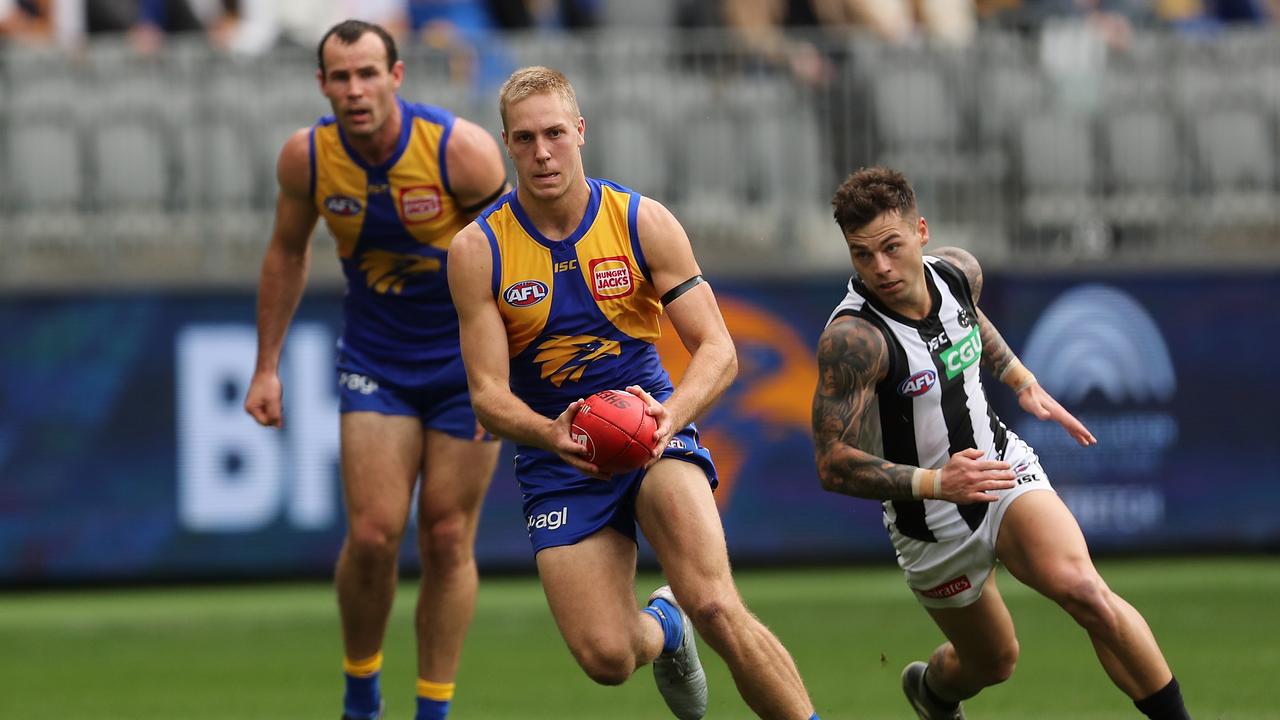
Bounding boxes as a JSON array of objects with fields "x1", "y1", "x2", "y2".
[{"x1": 498, "y1": 66, "x2": 580, "y2": 130}]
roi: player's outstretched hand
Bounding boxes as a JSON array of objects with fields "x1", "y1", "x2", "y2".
[
  {"x1": 624, "y1": 385, "x2": 671, "y2": 463},
  {"x1": 244, "y1": 372, "x2": 284, "y2": 428},
  {"x1": 938, "y1": 448, "x2": 1017, "y2": 504},
  {"x1": 552, "y1": 399, "x2": 607, "y2": 479},
  {"x1": 1016, "y1": 382, "x2": 1097, "y2": 447}
]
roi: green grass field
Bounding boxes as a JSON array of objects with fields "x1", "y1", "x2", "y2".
[{"x1": 1, "y1": 557, "x2": 1273, "y2": 719}]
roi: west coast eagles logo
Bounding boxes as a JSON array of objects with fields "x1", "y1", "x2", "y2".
[
  {"x1": 359, "y1": 249, "x2": 441, "y2": 294},
  {"x1": 534, "y1": 335, "x2": 621, "y2": 386}
]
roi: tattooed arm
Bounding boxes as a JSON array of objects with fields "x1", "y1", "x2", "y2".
[
  {"x1": 812, "y1": 315, "x2": 1019, "y2": 502},
  {"x1": 811, "y1": 315, "x2": 916, "y2": 499},
  {"x1": 931, "y1": 246, "x2": 1019, "y2": 383},
  {"x1": 932, "y1": 246, "x2": 1097, "y2": 447}
]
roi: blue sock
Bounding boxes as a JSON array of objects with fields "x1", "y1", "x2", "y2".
[
  {"x1": 343, "y1": 671, "x2": 381, "y2": 719},
  {"x1": 415, "y1": 696, "x2": 450, "y2": 720},
  {"x1": 809, "y1": 714, "x2": 821, "y2": 719},
  {"x1": 643, "y1": 597, "x2": 683, "y2": 655}
]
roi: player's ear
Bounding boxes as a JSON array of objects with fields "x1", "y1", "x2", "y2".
[
  {"x1": 391, "y1": 60, "x2": 405, "y2": 88},
  {"x1": 918, "y1": 215, "x2": 929, "y2": 246},
  {"x1": 576, "y1": 116, "x2": 586, "y2": 146}
]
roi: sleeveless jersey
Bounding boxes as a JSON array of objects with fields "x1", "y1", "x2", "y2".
[
  {"x1": 311, "y1": 97, "x2": 469, "y2": 383},
  {"x1": 477, "y1": 178, "x2": 671, "y2": 419},
  {"x1": 826, "y1": 256, "x2": 1032, "y2": 543}
]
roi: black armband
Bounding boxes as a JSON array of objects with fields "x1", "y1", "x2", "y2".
[
  {"x1": 460, "y1": 182, "x2": 508, "y2": 214},
  {"x1": 660, "y1": 275, "x2": 706, "y2": 307}
]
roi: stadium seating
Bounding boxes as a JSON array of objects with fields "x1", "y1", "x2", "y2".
[{"x1": 0, "y1": 26, "x2": 1277, "y2": 279}]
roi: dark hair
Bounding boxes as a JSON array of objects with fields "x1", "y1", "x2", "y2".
[
  {"x1": 831, "y1": 166, "x2": 917, "y2": 235},
  {"x1": 317, "y1": 19, "x2": 398, "y2": 75}
]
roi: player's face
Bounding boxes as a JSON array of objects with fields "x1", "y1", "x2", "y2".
[
  {"x1": 844, "y1": 210, "x2": 930, "y2": 309},
  {"x1": 502, "y1": 92, "x2": 585, "y2": 202},
  {"x1": 318, "y1": 33, "x2": 403, "y2": 139}
]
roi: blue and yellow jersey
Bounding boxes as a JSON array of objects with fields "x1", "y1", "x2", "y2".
[
  {"x1": 477, "y1": 178, "x2": 672, "y2": 418},
  {"x1": 311, "y1": 97, "x2": 470, "y2": 382}
]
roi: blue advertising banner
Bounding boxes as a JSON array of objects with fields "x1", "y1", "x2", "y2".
[{"x1": 1, "y1": 271, "x2": 1277, "y2": 583}]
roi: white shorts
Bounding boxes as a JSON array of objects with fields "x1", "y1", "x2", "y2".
[{"x1": 890, "y1": 459, "x2": 1054, "y2": 609}]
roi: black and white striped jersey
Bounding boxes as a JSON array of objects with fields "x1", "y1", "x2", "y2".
[{"x1": 826, "y1": 256, "x2": 1036, "y2": 543}]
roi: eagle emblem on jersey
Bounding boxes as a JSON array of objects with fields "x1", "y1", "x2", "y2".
[
  {"x1": 534, "y1": 335, "x2": 621, "y2": 387},
  {"x1": 358, "y1": 249, "x2": 441, "y2": 294}
]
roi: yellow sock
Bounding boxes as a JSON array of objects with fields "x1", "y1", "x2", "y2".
[
  {"x1": 343, "y1": 651, "x2": 383, "y2": 677},
  {"x1": 417, "y1": 679, "x2": 456, "y2": 701}
]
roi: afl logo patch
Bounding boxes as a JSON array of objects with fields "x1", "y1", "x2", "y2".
[
  {"x1": 504, "y1": 280, "x2": 549, "y2": 307},
  {"x1": 898, "y1": 369, "x2": 937, "y2": 397},
  {"x1": 400, "y1": 185, "x2": 443, "y2": 223},
  {"x1": 324, "y1": 194, "x2": 362, "y2": 216},
  {"x1": 589, "y1": 256, "x2": 634, "y2": 300}
]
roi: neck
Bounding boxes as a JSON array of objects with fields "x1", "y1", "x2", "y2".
[
  {"x1": 517, "y1": 177, "x2": 591, "y2": 241},
  {"x1": 348, "y1": 99, "x2": 402, "y2": 166}
]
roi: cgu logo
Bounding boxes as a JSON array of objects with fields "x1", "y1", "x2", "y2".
[
  {"x1": 504, "y1": 280, "x2": 549, "y2": 307},
  {"x1": 324, "y1": 194, "x2": 362, "y2": 216},
  {"x1": 940, "y1": 327, "x2": 982, "y2": 380},
  {"x1": 527, "y1": 506, "x2": 569, "y2": 531},
  {"x1": 897, "y1": 369, "x2": 937, "y2": 397}
]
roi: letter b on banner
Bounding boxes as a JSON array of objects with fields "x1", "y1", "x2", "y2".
[{"x1": 176, "y1": 325, "x2": 338, "y2": 532}]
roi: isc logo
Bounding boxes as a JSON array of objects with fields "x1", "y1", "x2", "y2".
[
  {"x1": 897, "y1": 369, "x2": 937, "y2": 397},
  {"x1": 504, "y1": 280, "x2": 549, "y2": 307}
]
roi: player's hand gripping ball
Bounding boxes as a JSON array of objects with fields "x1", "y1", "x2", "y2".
[{"x1": 570, "y1": 389, "x2": 660, "y2": 474}]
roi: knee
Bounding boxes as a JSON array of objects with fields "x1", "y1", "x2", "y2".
[
  {"x1": 685, "y1": 595, "x2": 739, "y2": 641},
  {"x1": 346, "y1": 517, "x2": 403, "y2": 560},
  {"x1": 418, "y1": 514, "x2": 472, "y2": 568},
  {"x1": 574, "y1": 645, "x2": 635, "y2": 686},
  {"x1": 980, "y1": 641, "x2": 1019, "y2": 686},
  {"x1": 1051, "y1": 572, "x2": 1118, "y2": 634}
]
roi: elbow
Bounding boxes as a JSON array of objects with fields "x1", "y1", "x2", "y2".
[
  {"x1": 814, "y1": 456, "x2": 839, "y2": 493},
  {"x1": 468, "y1": 385, "x2": 503, "y2": 433},
  {"x1": 721, "y1": 342, "x2": 739, "y2": 384}
]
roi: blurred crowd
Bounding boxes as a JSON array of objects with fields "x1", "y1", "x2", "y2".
[
  {"x1": 1, "y1": 0, "x2": 1273, "y2": 58},
  {"x1": 0, "y1": 0, "x2": 602, "y2": 56}
]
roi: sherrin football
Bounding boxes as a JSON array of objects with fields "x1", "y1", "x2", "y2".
[{"x1": 570, "y1": 389, "x2": 660, "y2": 474}]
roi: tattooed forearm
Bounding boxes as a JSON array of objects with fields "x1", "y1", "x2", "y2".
[
  {"x1": 977, "y1": 307, "x2": 1020, "y2": 381},
  {"x1": 814, "y1": 435, "x2": 920, "y2": 500},
  {"x1": 811, "y1": 317, "x2": 919, "y2": 500}
]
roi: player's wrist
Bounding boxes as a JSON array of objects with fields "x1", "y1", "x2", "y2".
[
  {"x1": 999, "y1": 360, "x2": 1037, "y2": 394},
  {"x1": 911, "y1": 468, "x2": 941, "y2": 499}
]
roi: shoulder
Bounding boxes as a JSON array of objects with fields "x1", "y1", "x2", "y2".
[
  {"x1": 816, "y1": 315, "x2": 891, "y2": 390},
  {"x1": 450, "y1": 220, "x2": 490, "y2": 256},
  {"x1": 276, "y1": 127, "x2": 313, "y2": 195},
  {"x1": 635, "y1": 194, "x2": 683, "y2": 237},
  {"x1": 448, "y1": 117, "x2": 501, "y2": 160},
  {"x1": 929, "y1": 246, "x2": 984, "y2": 301}
]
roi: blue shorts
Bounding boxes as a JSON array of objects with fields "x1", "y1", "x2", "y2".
[
  {"x1": 519, "y1": 425, "x2": 718, "y2": 554},
  {"x1": 336, "y1": 352, "x2": 480, "y2": 440}
]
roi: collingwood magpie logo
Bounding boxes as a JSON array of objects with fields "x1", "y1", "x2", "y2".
[
  {"x1": 358, "y1": 249, "x2": 441, "y2": 294},
  {"x1": 534, "y1": 335, "x2": 621, "y2": 387},
  {"x1": 1021, "y1": 284, "x2": 1175, "y2": 404}
]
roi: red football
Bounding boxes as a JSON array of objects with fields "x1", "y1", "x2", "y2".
[{"x1": 570, "y1": 389, "x2": 660, "y2": 474}]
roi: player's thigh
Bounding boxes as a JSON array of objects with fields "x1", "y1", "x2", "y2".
[
  {"x1": 417, "y1": 430, "x2": 500, "y2": 526},
  {"x1": 995, "y1": 489, "x2": 1098, "y2": 596},
  {"x1": 341, "y1": 411, "x2": 423, "y2": 527},
  {"x1": 536, "y1": 528, "x2": 641, "y2": 649},
  {"x1": 634, "y1": 459, "x2": 733, "y2": 599},
  {"x1": 925, "y1": 571, "x2": 1017, "y2": 663}
]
